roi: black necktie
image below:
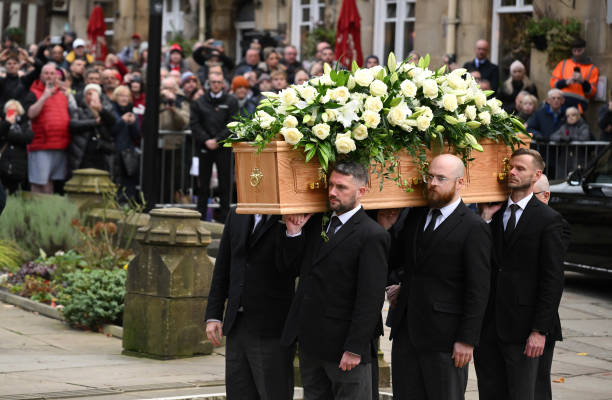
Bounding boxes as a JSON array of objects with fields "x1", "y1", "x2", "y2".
[
  {"x1": 423, "y1": 209, "x2": 441, "y2": 239},
  {"x1": 505, "y1": 204, "x2": 520, "y2": 238},
  {"x1": 327, "y1": 216, "x2": 342, "y2": 239}
]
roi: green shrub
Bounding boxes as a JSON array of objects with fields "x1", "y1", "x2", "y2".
[
  {"x1": 58, "y1": 268, "x2": 126, "y2": 329},
  {"x1": 0, "y1": 193, "x2": 81, "y2": 258},
  {"x1": 0, "y1": 240, "x2": 28, "y2": 273},
  {"x1": 35, "y1": 249, "x2": 88, "y2": 281}
]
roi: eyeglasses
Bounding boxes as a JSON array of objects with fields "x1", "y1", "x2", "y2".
[{"x1": 424, "y1": 174, "x2": 454, "y2": 184}]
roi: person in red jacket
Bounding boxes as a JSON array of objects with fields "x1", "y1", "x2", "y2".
[
  {"x1": 24, "y1": 62, "x2": 70, "y2": 194},
  {"x1": 550, "y1": 38, "x2": 599, "y2": 113}
]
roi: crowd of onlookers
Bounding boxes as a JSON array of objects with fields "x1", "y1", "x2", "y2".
[{"x1": 0, "y1": 31, "x2": 610, "y2": 221}]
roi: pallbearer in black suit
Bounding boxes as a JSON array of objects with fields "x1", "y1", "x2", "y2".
[
  {"x1": 474, "y1": 149, "x2": 566, "y2": 400},
  {"x1": 390, "y1": 154, "x2": 492, "y2": 400},
  {"x1": 282, "y1": 162, "x2": 390, "y2": 400},
  {"x1": 205, "y1": 208, "x2": 296, "y2": 400}
]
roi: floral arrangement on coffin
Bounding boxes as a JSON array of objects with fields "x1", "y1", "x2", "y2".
[{"x1": 225, "y1": 53, "x2": 528, "y2": 188}]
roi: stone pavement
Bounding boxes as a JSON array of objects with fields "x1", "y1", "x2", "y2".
[{"x1": 1, "y1": 272, "x2": 612, "y2": 399}]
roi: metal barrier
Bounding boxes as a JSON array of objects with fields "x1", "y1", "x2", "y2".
[
  {"x1": 530, "y1": 141, "x2": 610, "y2": 180},
  {"x1": 139, "y1": 129, "x2": 198, "y2": 207}
]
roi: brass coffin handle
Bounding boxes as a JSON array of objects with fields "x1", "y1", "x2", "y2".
[
  {"x1": 308, "y1": 168, "x2": 328, "y2": 190},
  {"x1": 497, "y1": 157, "x2": 511, "y2": 182},
  {"x1": 250, "y1": 167, "x2": 263, "y2": 187}
]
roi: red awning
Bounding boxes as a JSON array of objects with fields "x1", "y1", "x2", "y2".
[
  {"x1": 335, "y1": 0, "x2": 363, "y2": 68},
  {"x1": 87, "y1": 5, "x2": 107, "y2": 61}
]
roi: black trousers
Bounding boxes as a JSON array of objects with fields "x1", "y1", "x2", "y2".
[
  {"x1": 197, "y1": 147, "x2": 232, "y2": 222},
  {"x1": 299, "y1": 348, "x2": 372, "y2": 400},
  {"x1": 535, "y1": 340, "x2": 556, "y2": 400},
  {"x1": 225, "y1": 314, "x2": 295, "y2": 400},
  {"x1": 474, "y1": 326, "x2": 539, "y2": 400},
  {"x1": 391, "y1": 323, "x2": 468, "y2": 400}
]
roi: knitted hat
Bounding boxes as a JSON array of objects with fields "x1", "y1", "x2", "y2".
[
  {"x1": 181, "y1": 71, "x2": 197, "y2": 86},
  {"x1": 169, "y1": 43, "x2": 183, "y2": 54},
  {"x1": 83, "y1": 83, "x2": 102, "y2": 96},
  {"x1": 232, "y1": 75, "x2": 250, "y2": 91}
]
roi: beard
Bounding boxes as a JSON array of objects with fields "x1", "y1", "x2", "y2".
[
  {"x1": 426, "y1": 183, "x2": 457, "y2": 209},
  {"x1": 328, "y1": 193, "x2": 357, "y2": 214},
  {"x1": 507, "y1": 177, "x2": 532, "y2": 191}
]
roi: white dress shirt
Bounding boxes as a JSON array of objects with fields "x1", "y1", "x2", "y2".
[
  {"x1": 327, "y1": 204, "x2": 362, "y2": 234},
  {"x1": 503, "y1": 192, "x2": 533, "y2": 230},
  {"x1": 423, "y1": 197, "x2": 462, "y2": 231}
]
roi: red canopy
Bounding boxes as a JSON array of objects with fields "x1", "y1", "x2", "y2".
[
  {"x1": 335, "y1": 0, "x2": 363, "y2": 68},
  {"x1": 87, "y1": 5, "x2": 107, "y2": 61}
]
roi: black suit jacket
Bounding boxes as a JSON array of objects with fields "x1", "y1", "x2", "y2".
[
  {"x1": 390, "y1": 202, "x2": 492, "y2": 352},
  {"x1": 205, "y1": 208, "x2": 296, "y2": 337},
  {"x1": 280, "y1": 208, "x2": 390, "y2": 363},
  {"x1": 463, "y1": 59, "x2": 500, "y2": 93},
  {"x1": 485, "y1": 196, "x2": 566, "y2": 343}
]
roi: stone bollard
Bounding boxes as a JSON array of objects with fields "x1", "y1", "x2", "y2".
[
  {"x1": 122, "y1": 208, "x2": 214, "y2": 359},
  {"x1": 64, "y1": 168, "x2": 116, "y2": 212}
]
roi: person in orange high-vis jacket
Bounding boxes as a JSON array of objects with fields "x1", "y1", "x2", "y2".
[{"x1": 550, "y1": 38, "x2": 599, "y2": 113}]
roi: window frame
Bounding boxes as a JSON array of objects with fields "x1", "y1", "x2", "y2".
[{"x1": 373, "y1": 0, "x2": 416, "y2": 65}]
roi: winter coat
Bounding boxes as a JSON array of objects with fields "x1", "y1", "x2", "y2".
[
  {"x1": 499, "y1": 77, "x2": 538, "y2": 113},
  {"x1": 0, "y1": 69, "x2": 40, "y2": 110},
  {"x1": 0, "y1": 116, "x2": 34, "y2": 181},
  {"x1": 68, "y1": 103, "x2": 117, "y2": 171},
  {"x1": 526, "y1": 104, "x2": 567, "y2": 141},
  {"x1": 550, "y1": 119, "x2": 591, "y2": 142},
  {"x1": 189, "y1": 91, "x2": 239, "y2": 149}
]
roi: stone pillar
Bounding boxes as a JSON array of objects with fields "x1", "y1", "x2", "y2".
[
  {"x1": 122, "y1": 208, "x2": 214, "y2": 359},
  {"x1": 64, "y1": 168, "x2": 116, "y2": 213}
]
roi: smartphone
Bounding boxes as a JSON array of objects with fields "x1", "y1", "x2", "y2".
[
  {"x1": 6, "y1": 109, "x2": 15, "y2": 118},
  {"x1": 212, "y1": 40, "x2": 223, "y2": 48},
  {"x1": 573, "y1": 66, "x2": 580, "y2": 72}
]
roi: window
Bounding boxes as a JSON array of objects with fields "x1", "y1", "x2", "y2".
[
  {"x1": 373, "y1": 0, "x2": 416, "y2": 64},
  {"x1": 291, "y1": 0, "x2": 326, "y2": 58},
  {"x1": 491, "y1": 0, "x2": 533, "y2": 65}
]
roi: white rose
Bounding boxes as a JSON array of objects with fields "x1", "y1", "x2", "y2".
[
  {"x1": 441, "y1": 94, "x2": 458, "y2": 112},
  {"x1": 333, "y1": 86, "x2": 351, "y2": 104},
  {"x1": 458, "y1": 114, "x2": 467, "y2": 123},
  {"x1": 320, "y1": 93, "x2": 331, "y2": 104},
  {"x1": 283, "y1": 115, "x2": 298, "y2": 128},
  {"x1": 447, "y1": 73, "x2": 468, "y2": 90},
  {"x1": 400, "y1": 80, "x2": 417, "y2": 98},
  {"x1": 387, "y1": 102, "x2": 410, "y2": 126},
  {"x1": 465, "y1": 105, "x2": 477, "y2": 121},
  {"x1": 407, "y1": 66, "x2": 423, "y2": 78},
  {"x1": 256, "y1": 111, "x2": 275, "y2": 129},
  {"x1": 321, "y1": 109, "x2": 338, "y2": 122},
  {"x1": 416, "y1": 106, "x2": 433, "y2": 120},
  {"x1": 487, "y1": 98, "x2": 505, "y2": 115},
  {"x1": 354, "y1": 68, "x2": 374, "y2": 87},
  {"x1": 335, "y1": 133, "x2": 356, "y2": 154},
  {"x1": 281, "y1": 127, "x2": 303, "y2": 145},
  {"x1": 369, "y1": 65, "x2": 385, "y2": 78},
  {"x1": 279, "y1": 88, "x2": 299, "y2": 106},
  {"x1": 312, "y1": 123, "x2": 331, "y2": 140},
  {"x1": 474, "y1": 92, "x2": 487, "y2": 108},
  {"x1": 301, "y1": 85, "x2": 317, "y2": 102},
  {"x1": 352, "y1": 124, "x2": 368, "y2": 140},
  {"x1": 227, "y1": 121, "x2": 239, "y2": 129},
  {"x1": 416, "y1": 115, "x2": 431, "y2": 131},
  {"x1": 364, "y1": 96, "x2": 384, "y2": 113},
  {"x1": 369, "y1": 80, "x2": 388, "y2": 97},
  {"x1": 422, "y1": 79, "x2": 438, "y2": 99},
  {"x1": 362, "y1": 110, "x2": 381, "y2": 128},
  {"x1": 479, "y1": 111, "x2": 492, "y2": 125}
]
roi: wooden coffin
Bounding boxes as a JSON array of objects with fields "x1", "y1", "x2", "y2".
[{"x1": 233, "y1": 137, "x2": 530, "y2": 214}]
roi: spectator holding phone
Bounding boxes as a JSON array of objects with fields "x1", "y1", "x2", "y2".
[
  {"x1": 550, "y1": 38, "x2": 599, "y2": 113},
  {"x1": 111, "y1": 85, "x2": 140, "y2": 201},
  {"x1": 23, "y1": 62, "x2": 71, "y2": 194},
  {"x1": 0, "y1": 99, "x2": 34, "y2": 193}
]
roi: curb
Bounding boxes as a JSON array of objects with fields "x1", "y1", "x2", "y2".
[{"x1": 0, "y1": 289, "x2": 123, "y2": 339}]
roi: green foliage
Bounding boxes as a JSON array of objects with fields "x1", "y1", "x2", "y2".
[
  {"x1": 167, "y1": 32, "x2": 197, "y2": 57},
  {"x1": 526, "y1": 17, "x2": 581, "y2": 68},
  {"x1": 58, "y1": 269, "x2": 127, "y2": 330},
  {"x1": 0, "y1": 240, "x2": 27, "y2": 274},
  {"x1": 0, "y1": 193, "x2": 81, "y2": 259},
  {"x1": 301, "y1": 25, "x2": 337, "y2": 61},
  {"x1": 35, "y1": 250, "x2": 88, "y2": 281}
]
